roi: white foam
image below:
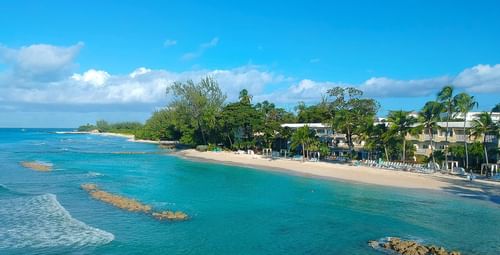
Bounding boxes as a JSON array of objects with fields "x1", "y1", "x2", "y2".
[{"x1": 0, "y1": 194, "x2": 114, "y2": 249}]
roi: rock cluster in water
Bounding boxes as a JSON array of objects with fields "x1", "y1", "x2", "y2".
[
  {"x1": 20, "y1": 161, "x2": 52, "y2": 172},
  {"x1": 81, "y1": 183, "x2": 188, "y2": 221},
  {"x1": 81, "y1": 184, "x2": 151, "y2": 212},
  {"x1": 368, "y1": 237, "x2": 461, "y2": 255}
]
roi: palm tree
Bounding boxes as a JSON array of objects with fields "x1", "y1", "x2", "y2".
[
  {"x1": 387, "y1": 110, "x2": 417, "y2": 162},
  {"x1": 291, "y1": 125, "x2": 314, "y2": 162},
  {"x1": 437, "y1": 85, "x2": 456, "y2": 172},
  {"x1": 453, "y1": 92, "x2": 478, "y2": 171},
  {"x1": 239, "y1": 89, "x2": 252, "y2": 105},
  {"x1": 418, "y1": 101, "x2": 443, "y2": 165},
  {"x1": 470, "y1": 112, "x2": 499, "y2": 173}
]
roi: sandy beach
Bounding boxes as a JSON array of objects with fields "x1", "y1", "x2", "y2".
[{"x1": 176, "y1": 150, "x2": 500, "y2": 200}]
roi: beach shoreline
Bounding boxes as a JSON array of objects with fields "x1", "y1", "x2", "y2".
[
  {"x1": 56, "y1": 131, "x2": 161, "y2": 144},
  {"x1": 174, "y1": 149, "x2": 500, "y2": 202}
]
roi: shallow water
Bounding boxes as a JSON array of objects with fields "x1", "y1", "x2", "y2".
[{"x1": 0, "y1": 128, "x2": 498, "y2": 254}]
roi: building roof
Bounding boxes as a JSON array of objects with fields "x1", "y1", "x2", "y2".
[{"x1": 281, "y1": 123, "x2": 330, "y2": 128}]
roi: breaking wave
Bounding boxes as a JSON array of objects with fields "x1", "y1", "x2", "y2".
[{"x1": 0, "y1": 193, "x2": 114, "y2": 249}]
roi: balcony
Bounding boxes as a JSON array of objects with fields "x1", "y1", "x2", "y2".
[{"x1": 415, "y1": 148, "x2": 430, "y2": 155}]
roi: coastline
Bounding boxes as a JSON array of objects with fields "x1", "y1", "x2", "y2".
[
  {"x1": 174, "y1": 149, "x2": 500, "y2": 202},
  {"x1": 57, "y1": 131, "x2": 161, "y2": 144}
]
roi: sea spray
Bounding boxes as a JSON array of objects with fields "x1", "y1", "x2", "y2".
[{"x1": 0, "y1": 194, "x2": 114, "y2": 249}]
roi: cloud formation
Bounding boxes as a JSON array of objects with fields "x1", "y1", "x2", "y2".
[
  {"x1": 0, "y1": 42, "x2": 83, "y2": 82},
  {"x1": 1, "y1": 42, "x2": 499, "y2": 113},
  {"x1": 163, "y1": 39, "x2": 177, "y2": 47},
  {"x1": 181, "y1": 37, "x2": 219, "y2": 60}
]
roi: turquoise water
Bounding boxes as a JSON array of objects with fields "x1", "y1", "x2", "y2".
[{"x1": 0, "y1": 129, "x2": 498, "y2": 255}]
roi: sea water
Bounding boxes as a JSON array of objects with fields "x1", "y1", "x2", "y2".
[{"x1": 0, "y1": 128, "x2": 498, "y2": 254}]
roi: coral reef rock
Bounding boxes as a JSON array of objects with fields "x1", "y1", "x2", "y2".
[
  {"x1": 81, "y1": 183, "x2": 189, "y2": 221},
  {"x1": 20, "y1": 161, "x2": 52, "y2": 172},
  {"x1": 368, "y1": 237, "x2": 461, "y2": 255}
]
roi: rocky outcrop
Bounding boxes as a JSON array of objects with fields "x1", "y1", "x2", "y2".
[
  {"x1": 368, "y1": 237, "x2": 461, "y2": 255},
  {"x1": 152, "y1": 211, "x2": 188, "y2": 221},
  {"x1": 81, "y1": 183, "x2": 188, "y2": 221},
  {"x1": 20, "y1": 161, "x2": 52, "y2": 172},
  {"x1": 81, "y1": 183, "x2": 151, "y2": 212}
]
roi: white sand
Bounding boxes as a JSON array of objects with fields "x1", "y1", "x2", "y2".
[{"x1": 177, "y1": 150, "x2": 500, "y2": 195}]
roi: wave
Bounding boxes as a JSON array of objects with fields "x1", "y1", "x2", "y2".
[
  {"x1": 87, "y1": 171, "x2": 104, "y2": 177},
  {"x1": 0, "y1": 193, "x2": 114, "y2": 249}
]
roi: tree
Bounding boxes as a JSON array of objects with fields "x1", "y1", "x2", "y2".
[
  {"x1": 470, "y1": 112, "x2": 499, "y2": 168},
  {"x1": 166, "y1": 77, "x2": 226, "y2": 145},
  {"x1": 327, "y1": 87, "x2": 379, "y2": 156},
  {"x1": 239, "y1": 89, "x2": 252, "y2": 105},
  {"x1": 417, "y1": 101, "x2": 443, "y2": 165},
  {"x1": 387, "y1": 110, "x2": 417, "y2": 162},
  {"x1": 291, "y1": 125, "x2": 315, "y2": 161},
  {"x1": 453, "y1": 92, "x2": 478, "y2": 171},
  {"x1": 492, "y1": 103, "x2": 500, "y2": 112},
  {"x1": 137, "y1": 108, "x2": 180, "y2": 141},
  {"x1": 437, "y1": 85, "x2": 456, "y2": 172},
  {"x1": 219, "y1": 101, "x2": 261, "y2": 149}
]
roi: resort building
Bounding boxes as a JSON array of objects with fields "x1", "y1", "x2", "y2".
[
  {"x1": 282, "y1": 111, "x2": 500, "y2": 163},
  {"x1": 409, "y1": 112, "x2": 500, "y2": 162}
]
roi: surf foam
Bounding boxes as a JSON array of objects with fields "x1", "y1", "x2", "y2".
[{"x1": 0, "y1": 193, "x2": 114, "y2": 249}]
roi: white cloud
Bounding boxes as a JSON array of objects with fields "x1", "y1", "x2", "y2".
[
  {"x1": 454, "y1": 64, "x2": 500, "y2": 93},
  {"x1": 181, "y1": 37, "x2": 219, "y2": 61},
  {"x1": 72, "y1": 69, "x2": 110, "y2": 87},
  {"x1": 163, "y1": 39, "x2": 177, "y2": 47},
  {"x1": 1, "y1": 43, "x2": 499, "y2": 112},
  {"x1": 0, "y1": 42, "x2": 83, "y2": 81},
  {"x1": 359, "y1": 76, "x2": 452, "y2": 97}
]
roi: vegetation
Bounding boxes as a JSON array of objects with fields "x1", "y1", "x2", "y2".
[{"x1": 78, "y1": 77, "x2": 499, "y2": 172}]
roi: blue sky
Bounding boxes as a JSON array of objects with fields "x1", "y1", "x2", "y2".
[{"x1": 1, "y1": 0, "x2": 499, "y2": 127}]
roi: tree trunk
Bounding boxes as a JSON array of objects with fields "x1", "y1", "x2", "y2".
[
  {"x1": 402, "y1": 136, "x2": 406, "y2": 162},
  {"x1": 302, "y1": 142, "x2": 305, "y2": 162},
  {"x1": 483, "y1": 136, "x2": 489, "y2": 165},
  {"x1": 227, "y1": 133, "x2": 233, "y2": 148},
  {"x1": 429, "y1": 128, "x2": 435, "y2": 165},
  {"x1": 384, "y1": 145, "x2": 389, "y2": 162},
  {"x1": 445, "y1": 113, "x2": 450, "y2": 173},
  {"x1": 198, "y1": 120, "x2": 207, "y2": 144},
  {"x1": 463, "y1": 119, "x2": 469, "y2": 171}
]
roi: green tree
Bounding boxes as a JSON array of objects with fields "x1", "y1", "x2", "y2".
[
  {"x1": 291, "y1": 125, "x2": 315, "y2": 161},
  {"x1": 137, "y1": 108, "x2": 180, "y2": 141},
  {"x1": 453, "y1": 92, "x2": 478, "y2": 171},
  {"x1": 417, "y1": 101, "x2": 443, "y2": 165},
  {"x1": 167, "y1": 77, "x2": 226, "y2": 145},
  {"x1": 327, "y1": 87, "x2": 379, "y2": 155},
  {"x1": 387, "y1": 110, "x2": 417, "y2": 162},
  {"x1": 470, "y1": 112, "x2": 499, "y2": 166},
  {"x1": 239, "y1": 89, "x2": 252, "y2": 105},
  {"x1": 492, "y1": 103, "x2": 500, "y2": 112},
  {"x1": 437, "y1": 85, "x2": 456, "y2": 172}
]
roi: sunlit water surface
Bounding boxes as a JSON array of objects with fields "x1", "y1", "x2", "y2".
[{"x1": 0, "y1": 129, "x2": 498, "y2": 254}]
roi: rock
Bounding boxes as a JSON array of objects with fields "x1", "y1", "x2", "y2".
[
  {"x1": 20, "y1": 161, "x2": 52, "y2": 172},
  {"x1": 369, "y1": 237, "x2": 461, "y2": 255},
  {"x1": 368, "y1": 240, "x2": 379, "y2": 249},
  {"x1": 152, "y1": 210, "x2": 188, "y2": 221},
  {"x1": 81, "y1": 183, "x2": 151, "y2": 213}
]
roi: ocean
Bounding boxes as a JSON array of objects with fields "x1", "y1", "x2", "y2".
[{"x1": 0, "y1": 128, "x2": 498, "y2": 254}]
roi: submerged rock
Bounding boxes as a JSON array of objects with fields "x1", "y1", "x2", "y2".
[
  {"x1": 81, "y1": 183, "x2": 189, "y2": 221},
  {"x1": 20, "y1": 161, "x2": 52, "y2": 172},
  {"x1": 369, "y1": 237, "x2": 461, "y2": 255},
  {"x1": 81, "y1": 183, "x2": 151, "y2": 213},
  {"x1": 152, "y1": 211, "x2": 188, "y2": 221}
]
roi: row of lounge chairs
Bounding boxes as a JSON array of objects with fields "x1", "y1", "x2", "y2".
[{"x1": 360, "y1": 160, "x2": 437, "y2": 174}]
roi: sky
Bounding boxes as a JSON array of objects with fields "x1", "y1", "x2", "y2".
[{"x1": 0, "y1": 0, "x2": 499, "y2": 127}]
